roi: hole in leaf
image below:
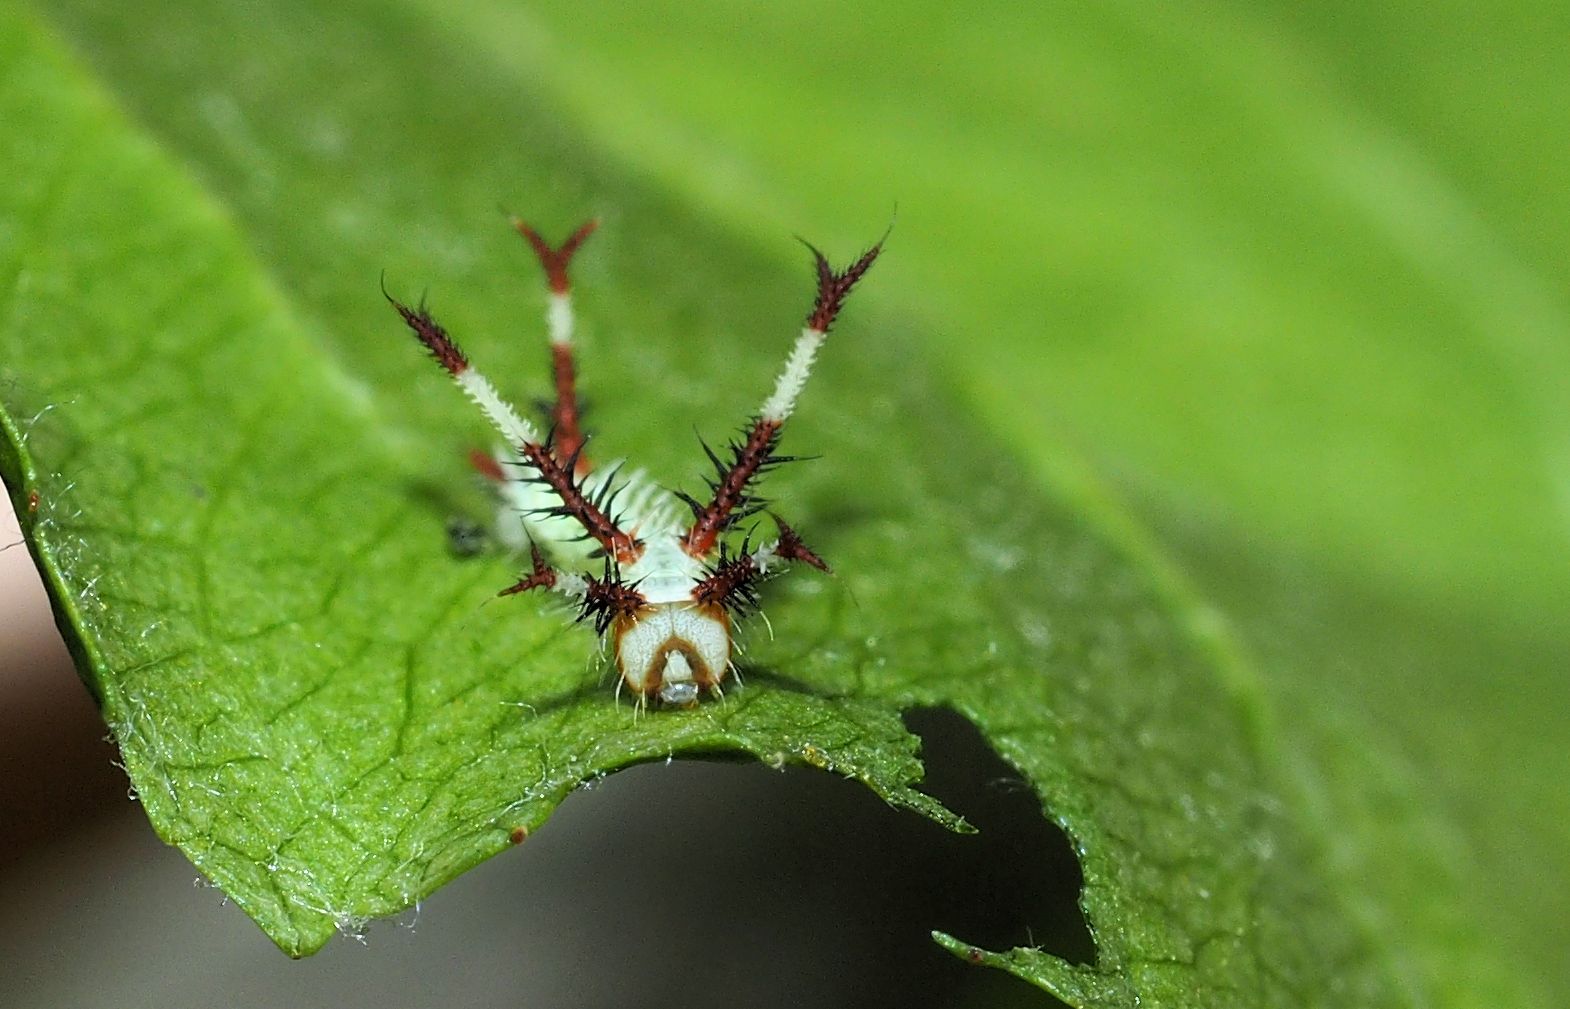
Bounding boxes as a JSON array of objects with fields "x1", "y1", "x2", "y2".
[
  {"x1": 463, "y1": 705, "x2": 1095, "y2": 1009},
  {"x1": 901, "y1": 705, "x2": 1097, "y2": 968}
]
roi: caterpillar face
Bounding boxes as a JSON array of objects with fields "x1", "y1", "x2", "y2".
[{"x1": 611, "y1": 603, "x2": 731, "y2": 706}]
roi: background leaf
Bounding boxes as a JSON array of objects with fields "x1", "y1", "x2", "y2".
[{"x1": 2, "y1": 1, "x2": 1560, "y2": 1006}]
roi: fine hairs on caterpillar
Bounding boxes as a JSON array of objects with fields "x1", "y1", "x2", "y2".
[{"x1": 386, "y1": 216, "x2": 881, "y2": 707}]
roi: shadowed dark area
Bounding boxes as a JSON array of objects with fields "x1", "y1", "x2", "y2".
[
  {"x1": 901, "y1": 706, "x2": 1096, "y2": 969},
  {"x1": 514, "y1": 704, "x2": 1092, "y2": 1009}
]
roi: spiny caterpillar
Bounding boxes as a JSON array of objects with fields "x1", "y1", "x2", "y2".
[{"x1": 386, "y1": 217, "x2": 881, "y2": 707}]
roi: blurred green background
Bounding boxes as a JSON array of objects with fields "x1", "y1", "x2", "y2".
[{"x1": 3, "y1": 0, "x2": 1567, "y2": 1005}]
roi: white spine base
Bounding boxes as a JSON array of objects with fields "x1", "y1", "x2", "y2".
[
  {"x1": 759, "y1": 327, "x2": 826, "y2": 422},
  {"x1": 546, "y1": 292, "x2": 574, "y2": 346},
  {"x1": 457, "y1": 370, "x2": 540, "y2": 447}
]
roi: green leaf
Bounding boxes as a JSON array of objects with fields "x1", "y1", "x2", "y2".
[{"x1": 0, "y1": 1, "x2": 1543, "y2": 1007}]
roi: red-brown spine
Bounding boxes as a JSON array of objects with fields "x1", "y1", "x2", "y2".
[
  {"x1": 773, "y1": 516, "x2": 829, "y2": 572},
  {"x1": 549, "y1": 342, "x2": 587, "y2": 473},
  {"x1": 513, "y1": 218, "x2": 598, "y2": 470},
  {"x1": 498, "y1": 542, "x2": 558, "y2": 597},
  {"x1": 520, "y1": 442, "x2": 642, "y2": 564},
  {"x1": 692, "y1": 552, "x2": 761, "y2": 611},
  {"x1": 803, "y1": 238, "x2": 883, "y2": 334},
  {"x1": 681, "y1": 418, "x2": 781, "y2": 558},
  {"x1": 513, "y1": 218, "x2": 599, "y2": 295},
  {"x1": 388, "y1": 294, "x2": 469, "y2": 375},
  {"x1": 579, "y1": 569, "x2": 649, "y2": 635}
]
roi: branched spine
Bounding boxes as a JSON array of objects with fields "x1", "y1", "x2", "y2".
[
  {"x1": 772, "y1": 515, "x2": 829, "y2": 572},
  {"x1": 692, "y1": 518, "x2": 828, "y2": 616},
  {"x1": 498, "y1": 542, "x2": 558, "y2": 596},
  {"x1": 681, "y1": 419, "x2": 793, "y2": 557},
  {"x1": 578, "y1": 561, "x2": 648, "y2": 634},
  {"x1": 803, "y1": 237, "x2": 884, "y2": 334},
  {"x1": 692, "y1": 540, "x2": 765, "y2": 616}
]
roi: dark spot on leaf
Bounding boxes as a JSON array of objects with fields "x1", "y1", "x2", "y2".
[{"x1": 444, "y1": 517, "x2": 489, "y2": 558}]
